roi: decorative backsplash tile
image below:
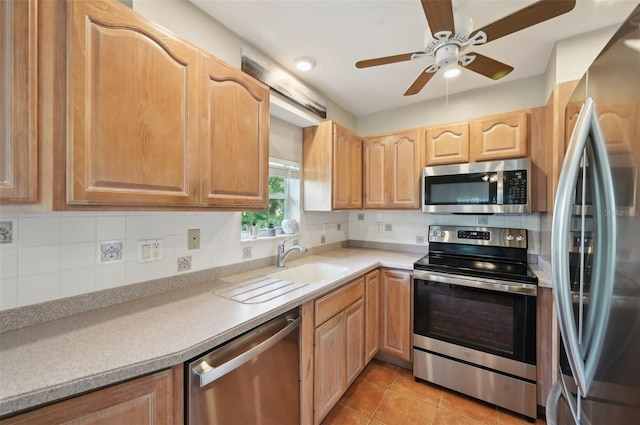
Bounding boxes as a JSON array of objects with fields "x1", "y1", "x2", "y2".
[
  {"x1": 100, "y1": 241, "x2": 123, "y2": 263},
  {"x1": 0, "y1": 221, "x2": 13, "y2": 243}
]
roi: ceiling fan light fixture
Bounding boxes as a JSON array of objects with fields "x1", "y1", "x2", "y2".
[
  {"x1": 294, "y1": 57, "x2": 315, "y2": 72},
  {"x1": 443, "y1": 66, "x2": 461, "y2": 79}
]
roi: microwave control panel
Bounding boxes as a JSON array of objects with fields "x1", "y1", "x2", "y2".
[{"x1": 503, "y1": 170, "x2": 528, "y2": 204}]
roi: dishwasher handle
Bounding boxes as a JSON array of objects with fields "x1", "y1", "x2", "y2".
[{"x1": 193, "y1": 314, "x2": 301, "y2": 388}]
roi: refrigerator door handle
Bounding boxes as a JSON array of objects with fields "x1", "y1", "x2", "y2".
[
  {"x1": 582, "y1": 100, "x2": 617, "y2": 391},
  {"x1": 552, "y1": 98, "x2": 616, "y2": 396}
]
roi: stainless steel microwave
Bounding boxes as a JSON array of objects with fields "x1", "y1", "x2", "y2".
[{"x1": 422, "y1": 158, "x2": 531, "y2": 214}]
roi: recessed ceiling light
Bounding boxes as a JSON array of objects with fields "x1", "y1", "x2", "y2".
[
  {"x1": 294, "y1": 57, "x2": 315, "y2": 72},
  {"x1": 443, "y1": 66, "x2": 461, "y2": 79}
]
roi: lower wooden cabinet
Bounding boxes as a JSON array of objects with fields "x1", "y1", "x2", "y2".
[
  {"x1": 312, "y1": 277, "x2": 365, "y2": 424},
  {"x1": 364, "y1": 269, "x2": 380, "y2": 363},
  {"x1": 1, "y1": 366, "x2": 183, "y2": 425},
  {"x1": 379, "y1": 268, "x2": 412, "y2": 364},
  {"x1": 537, "y1": 286, "x2": 559, "y2": 407}
]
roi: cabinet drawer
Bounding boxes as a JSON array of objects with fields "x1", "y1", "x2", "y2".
[{"x1": 315, "y1": 277, "x2": 364, "y2": 327}]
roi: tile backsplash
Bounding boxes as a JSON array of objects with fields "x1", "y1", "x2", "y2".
[
  {"x1": 348, "y1": 211, "x2": 541, "y2": 254},
  {"x1": 0, "y1": 209, "x2": 538, "y2": 310}
]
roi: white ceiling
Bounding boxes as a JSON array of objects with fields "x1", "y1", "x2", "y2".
[{"x1": 190, "y1": 0, "x2": 638, "y2": 117}]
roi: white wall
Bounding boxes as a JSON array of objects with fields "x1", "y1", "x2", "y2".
[
  {"x1": 357, "y1": 75, "x2": 547, "y2": 136},
  {"x1": 132, "y1": 0, "x2": 358, "y2": 132}
]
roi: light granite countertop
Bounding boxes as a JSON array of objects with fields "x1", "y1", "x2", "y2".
[{"x1": 0, "y1": 248, "x2": 423, "y2": 417}]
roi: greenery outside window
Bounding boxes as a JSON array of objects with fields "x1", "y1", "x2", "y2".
[{"x1": 241, "y1": 158, "x2": 300, "y2": 239}]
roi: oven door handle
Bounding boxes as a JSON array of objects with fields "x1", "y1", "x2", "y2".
[{"x1": 413, "y1": 270, "x2": 537, "y2": 296}]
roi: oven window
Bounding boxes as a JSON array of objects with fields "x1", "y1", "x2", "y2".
[
  {"x1": 414, "y1": 280, "x2": 536, "y2": 364},
  {"x1": 425, "y1": 173, "x2": 497, "y2": 205}
]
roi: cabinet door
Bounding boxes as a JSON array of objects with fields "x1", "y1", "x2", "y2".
[
  {"x1": 200, "y1": 53, "x2": 269, "y2": 208},
  {"x1": 363, "y1": 136, "x2": 387, "y2": 209},
  {"x1": 537, "y1": 286, "x2": 558, "y2": 406},
  {"x1": 333, "y1": 124, "x2": 362, "y2": 209},
  {"x1": 364, "y1": 269, "x2": 380, "y2": 363},
  {"x1": 471, "y1": 111, "x2": 528, "y2": 162},
  {"x1": 0, "y1": 0, "x2": 37, "y2": 203},
  {"x1": 379, "y1": 269, "x2": 412, "y2": 363},
  {"x1": 424, "y1": 123, "x2": 470, "y2": 165},
  {"x1": 2, "y1": 367, "x2": 182, "y2": 424},
  {"x1": 344, "y1": 299, "x2": 365, "y2": 387},
  {"x1": 314, "y1": 313, "x2": 346, "y2": 424},
  {"x1": 388, "y1": 130, "x2": 421, "y2": 208},
  {"x1": 67, "y1": 0, "x2": 199, "y2": 206}
]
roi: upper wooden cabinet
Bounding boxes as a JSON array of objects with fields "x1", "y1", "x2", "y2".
[
  {"x1": 566, "y1": 100, "x2": 636, "y2": 153},
  {"x1": 303, "y1": 121, "x2": 363, "y2": 211},
  {"x1": 470, "y1": 111, "x2": 528, "y2": 162},
  {"x1": 200, "y1": 52, "x2": 269, "y2": 208},
  {"x1": 363, "y1": 129, "x2": 421, "y2": 209},
  {"x1": 0, "y1": 0, "x2": 38, "y2": 203},
  {"x1": 424, "y1": 122, "x2": 470, "y2": 166},
  {"x1": 4, "y1": 0, "x2": 269, "y2": 210},
  {"x1": 67, "y1": 0, "x2": 200, "y2": 207}
]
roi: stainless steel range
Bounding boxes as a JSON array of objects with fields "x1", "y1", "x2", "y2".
[{"x1": 413, "y1": 225, "x2": 538, "y2": 420}]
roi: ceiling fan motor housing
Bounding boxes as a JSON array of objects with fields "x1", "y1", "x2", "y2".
[{"x1": 435, "y1": 44, "x2": 459, "y2": 67}]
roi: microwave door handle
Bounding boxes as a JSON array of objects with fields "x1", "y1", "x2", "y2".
[
  {"x1": 552, "y1": 98, "x2": 593, "y2": 396},
  {"x1": 581, "y1": 102, "x2": 617, "y2": 394}
]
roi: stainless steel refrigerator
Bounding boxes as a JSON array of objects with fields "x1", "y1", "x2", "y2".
[{"x1": 547, "y1": 5, "x2": 640, "y2": 424}]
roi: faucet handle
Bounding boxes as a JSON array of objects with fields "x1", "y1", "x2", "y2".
[{"x1": 278, "y1": 238, "x2": 291, "y2": 247}]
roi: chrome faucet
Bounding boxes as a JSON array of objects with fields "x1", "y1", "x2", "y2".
[{"x1": 277, "y1": 238, "x2": 308, "y2": 267}]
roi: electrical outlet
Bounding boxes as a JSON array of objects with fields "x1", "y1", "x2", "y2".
[
  {"x1": 357, "y1": 213, "x2": 365, "y2": 221},
  {"x1": 337, "y1": 223, "x2": 342, "y2": 231},
  {"x1": 188, "y1": 229, "x2": 200, "y2": 250},
  {"x1": 320, "y1": 235, "x2": 326, "y2": 244},
  {"x1": 385, "y1": 224, "x2": 392, "y2": 232},
  {"x1": 376, "y1": 222, "x2": 383, "y2": 233},
  {"x1": 243, "y1": 246, "x2": 252, "y2": 259},
  {"x1": 177, "y1": 256, "x2": 192, "y2": 271},
  {"x1": 416, "y1": 235, "x2": 425, "y2": 244},
  {"x1": 477, "y1": 215, "x2": 489, "y2": 225},
  {"x1": 137, "y1": 239, "x2": 163, "y2": 263}
]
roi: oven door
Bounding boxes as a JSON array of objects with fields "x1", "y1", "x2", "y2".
[{"x1": 413, "y1": 270, "x2": 537, "y2": 365}]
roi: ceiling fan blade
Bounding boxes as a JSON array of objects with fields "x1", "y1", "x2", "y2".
[
  {"x1": 462, "y1": 53, "x2": 514, "y2": 80},
  {"x1": 356, "y1": 52, "x2": 422, "y2": 68},
  {"x1": 404, "y1": 69, "x2": 436, "y2": 96},
  {"x1": 471, "y1": 0, "x2": 576, "y2": 43},
  {"x1": 421, "y1": 0, "x2": 454, "y2": 37}
]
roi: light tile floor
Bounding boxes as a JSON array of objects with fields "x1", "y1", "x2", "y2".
[{"x1": 321, "y1": 359, "x2": 546, "y2": 425}]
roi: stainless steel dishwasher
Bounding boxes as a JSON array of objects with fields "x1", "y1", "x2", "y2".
[{"x1": 186, "y1": 308, "x2": 300, "y2": 425}]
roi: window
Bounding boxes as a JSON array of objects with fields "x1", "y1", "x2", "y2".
[{"x1": 241, "y1": 158, "x2": 300, "y2": 238}]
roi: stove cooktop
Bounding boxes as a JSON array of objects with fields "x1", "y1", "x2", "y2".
[{"x1": 414, "y1": 253, "x2": 539, "y2": 285}]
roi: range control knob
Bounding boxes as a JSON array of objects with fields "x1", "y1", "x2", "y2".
[
  {"x1": 516, "y1": 235, "x2": 524, "y2": 242},
  {"x1": 505, "y1": 234, "x2": 515, "y2": 241},
  {"x1": 439, "y1": 231, "x2": 445, "y2": 237},
  {"x1": 430, "y1": 230, "x2": 438, "y2": 237}
]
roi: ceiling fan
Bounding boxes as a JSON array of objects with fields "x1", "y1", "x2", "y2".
[{"x1": 355, "y1": 0, "x2": 577, "y2": 96}]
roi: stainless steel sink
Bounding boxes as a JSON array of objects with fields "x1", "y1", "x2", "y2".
[{"x1": 214, "y1": 263, "x2": 348, "y2": 304}]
